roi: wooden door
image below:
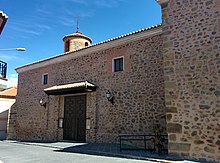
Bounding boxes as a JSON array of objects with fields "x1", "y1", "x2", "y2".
[{"x1": 63, "y1": 95, "x2": 86, "y2": 142}]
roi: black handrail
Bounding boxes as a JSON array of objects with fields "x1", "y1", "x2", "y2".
[{"x1": 0, "y1": 60, "x2": 7, "y2": 78}]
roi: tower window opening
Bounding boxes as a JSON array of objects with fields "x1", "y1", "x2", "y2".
[
  {"x1": 65, "y1": 40, "x2": 70, "y2": 52},
  {"x1": 85, "y1": 42, "x2": 89, "y2": 47}
]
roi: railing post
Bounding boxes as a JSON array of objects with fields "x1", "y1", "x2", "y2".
[
  {"x1": 144, "y1": 135, "x2": 146, "y2": 152},
  {"x1": 119, "y1": 135, "x2": 122, "y2": 152},
  {"x1": 153, "y1": 134, "x2": 156, "y2": 151}
]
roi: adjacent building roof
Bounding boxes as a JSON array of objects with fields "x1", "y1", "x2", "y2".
[
  {"x1": 0, "y1": 87, "x2": 17, "y2": 99},
  {"x1": 0, "y1": 11, "x2": 8, "y2": 34},
  {"x1": 44, "y1": 81, "x2": 96, "y2": 95}
]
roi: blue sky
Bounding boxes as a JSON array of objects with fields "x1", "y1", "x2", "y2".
[{"x1": 0, "y1": 0, "x2": 161, "y2": 87}]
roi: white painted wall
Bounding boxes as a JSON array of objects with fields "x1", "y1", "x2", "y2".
[
  {"x1": 0, "y1": 78, "x2": 7, "y2": 90},
  {"x1": 0, "y1": 98, "x2": 15, "y2": 140}
]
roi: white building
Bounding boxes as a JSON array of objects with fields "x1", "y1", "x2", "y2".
[{"x1": 0, "y1": 87, "x2": 17, "y2": 139}]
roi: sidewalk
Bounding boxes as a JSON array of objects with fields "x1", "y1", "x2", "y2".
[{"x1": 6, "y1": 141, "x2": 199, "y2": 163}]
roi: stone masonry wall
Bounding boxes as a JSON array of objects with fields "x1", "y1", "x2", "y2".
[
  {"x1": 8, "y1": 32, "x2": 166, "y2": 143},
  {"x1": 160, "y1": 0, "x2": 220, "y2": 161}
]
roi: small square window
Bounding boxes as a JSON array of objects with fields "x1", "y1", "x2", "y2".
[
  {"x1": 113, "y1": 57, "x2": 124, "y2": 72},
  {"x1": 42, "y1": 74, "x2": 48, "y2": 85}
]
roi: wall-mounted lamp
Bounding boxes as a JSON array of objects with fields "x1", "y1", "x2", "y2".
[
  {"x1": 39, "y1": 99, "x2": 46, "y2": 108},
  {"x1": 106, "y1": 90, "x2": 114, "y2": 104}
]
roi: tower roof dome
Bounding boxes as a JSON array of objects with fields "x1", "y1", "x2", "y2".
[{"x1": 63, "y1": 31, "x2": 92, "y2": 43}]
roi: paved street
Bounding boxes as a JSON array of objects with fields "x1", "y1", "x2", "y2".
[{"x1": 0, "y1": 141, "x2": 160, "y2": 163}]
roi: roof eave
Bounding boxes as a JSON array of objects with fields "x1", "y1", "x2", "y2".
[
  {"x1": 156, "y1": 0, "x2": 169, "y2": 5},
  {"x1": 0, "y1": 11, "x2": 8, "y2": 34},
  {"x1": 15, "y1": 24, "x2": 162, "y2": 74},
  {"x1": 44, "y1": 81, "x2": 96, "y2": 95},
  {"x1": 0, "y1": 95, "x2": 16, "y2": 99}
]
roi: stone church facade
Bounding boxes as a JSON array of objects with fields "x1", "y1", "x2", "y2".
[
  {"x1": 8, "y1": 25, "x2": 166, "y2": 143},
  {"x1": 7, "y1": 0, "x2": 220, "y2": 162}
]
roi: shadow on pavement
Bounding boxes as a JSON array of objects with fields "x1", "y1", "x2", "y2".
[
  {"x1": 5, "y1": 140, "x2": 201, "y2": 162},
  {"x1": 54, "y1": 143, "x2": 184, "y2": 162}
]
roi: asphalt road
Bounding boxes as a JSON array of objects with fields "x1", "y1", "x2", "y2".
[{"x1": 0, "y1": 141, "x2": 158, "y2": 163}]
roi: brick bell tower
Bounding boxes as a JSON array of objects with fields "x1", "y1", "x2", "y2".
[
  {"x1": 63, "y1": 19, "x2": 92, "y2": 53},
  {"x1": 63, "y1": 31, "x2": 92, "y2": 52}
]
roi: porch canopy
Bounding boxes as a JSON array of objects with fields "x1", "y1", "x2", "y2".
[{"x1": 44, "y1": 81, "x2": 96, "y2": 95}]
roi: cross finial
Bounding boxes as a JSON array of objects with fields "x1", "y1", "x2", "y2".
[{"x1": 76, "y1": 16, "x2": 79, "y2": 32}]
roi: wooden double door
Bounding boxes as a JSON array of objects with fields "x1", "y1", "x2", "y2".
[{"x1": 63, "y1": 95, "x2": 86, "y2": 142}]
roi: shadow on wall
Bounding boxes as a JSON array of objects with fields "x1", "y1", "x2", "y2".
[
  {"x1": 0, "y1": 109, "x2": 8, "y2": 140},
  {"x1": 6, "y1": 102, "x2": 17, "y2": 140}
]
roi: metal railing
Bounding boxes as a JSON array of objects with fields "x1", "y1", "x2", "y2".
[
  {"x1": 0, "y1": 60, "x2": 7, "y2": 78},
  {"x1": 119, "y1": 134, "x2": 168, "y2": 154}
]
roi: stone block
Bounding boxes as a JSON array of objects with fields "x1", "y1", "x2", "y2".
[
  {"x1": 194, "y1": 140, "x2": 204, "y2": 145},
  {"x1": 164, "y1": 53, "x2": 175, "y2": 60},
  {"x1": 204, "y1": 146, "x2": 215, "y2": 153},
  {"x1": 206, "y1": 0, "x2": 213, "y2": 6},
  {"x1": 191, "y1": 131, "x2": 197, "y2": 136},
  {"x1": 199, "y1": 105, "x2": 210, "y2": 110},
  {"x1": 165, "y1": 101, "x2": 172, "y2": 106},
  {"x1": 167, "y1": 123, "x2": 182, "y2": 133},
  {"x1": 166, "y1": 114, "x2": 172, "y2": 121},
  {"x1": 163, "y1": 61, "x2": 171, "y2": 67},
  {"x1": 169, "y1": 134, "x2": 176, "y2": 141},
  {"x1": 215, "y1": 140, "x2": 220, "y2": 146},
  {"x1": 164, "y1": 82, "x2": 176, "y2": 89},
  {"x1": 214, "y1": 90, "x2": 220, "y2": 97},
  {"x1": 163, "y1": 41, "x2": 173, "y2": 48},
  {"x1": 169, "y1": 143, "x2": 191, "y2": 152},
  {"x1": 165, "y1": 95, "x2": 178, "y2": 100},
  {"x1": 164, "y1": 67, "x2": 174, "y2": 74},
  {"x1": 166, "y1": 107, "x2": 177, "y2": 113}
]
